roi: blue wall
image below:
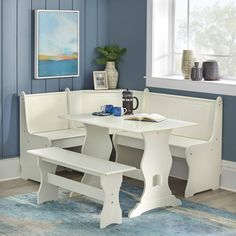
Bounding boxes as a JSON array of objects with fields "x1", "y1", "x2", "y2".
[
  {"x1": 0, "y1": 0, "x2": 109, "y2": 159},
  {"x1": 108, "y1": 0, "x2": 146, "y2": 90},
  {"x1": 1, "y1": 0, "x2": 236, "y2": 163},
  {"x1": 109, "y1": 0, "x2": 236, "y2": 162}
]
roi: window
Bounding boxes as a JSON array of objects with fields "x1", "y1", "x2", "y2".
[{"x1": 147, "y1": 0, "x2": 236, "y2": 80}]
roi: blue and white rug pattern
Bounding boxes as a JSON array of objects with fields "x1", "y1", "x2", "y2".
[{"x1": 0, "y1": 182, "x2": 236, "y2": 236}]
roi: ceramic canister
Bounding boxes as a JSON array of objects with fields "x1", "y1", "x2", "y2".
[
  {"x1": 202, "y1": 60, "x2": 220, "y2": 81},
  {"x1": 182, "y1": 50, "x2": 194, "y2": 80}
]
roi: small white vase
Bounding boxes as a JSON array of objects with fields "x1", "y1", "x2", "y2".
[
  {"x1": 181, "y1": 50, "x2": 194, "y2": 80},
  {"x1": 105, "y1": 62, "x2": 118, "y2": 89}
]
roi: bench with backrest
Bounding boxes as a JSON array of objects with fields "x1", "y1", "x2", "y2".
[
  {"x1": 27, "y1": 147, "x2": 135, "y2": 229},
  {"x1": 114, "y1": 90, "x2": 222, "y2": 197},
  {"x1": 20, "y1": 91, "x2": 86, "y2": 181}
]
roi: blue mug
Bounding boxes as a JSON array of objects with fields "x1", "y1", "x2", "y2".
[
  {"x1": 112, "y1": 107, "x2": 127, "y2": 116},
  {"x1": 101, "y1": 104, "x2": 114, "y2": 114}
]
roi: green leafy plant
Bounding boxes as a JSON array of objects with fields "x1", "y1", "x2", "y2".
[{"x1": 95, "y1": 45, "x2": 127, "y2": 65}]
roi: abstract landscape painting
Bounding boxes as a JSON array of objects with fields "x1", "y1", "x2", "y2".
[{"x1": 35, "y1": 10, "x2": 79, "y2": 79}]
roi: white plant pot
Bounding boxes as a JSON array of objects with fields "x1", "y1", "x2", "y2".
[{"x1": 105, "y1": 62, "x2": 118, "y2": 89}]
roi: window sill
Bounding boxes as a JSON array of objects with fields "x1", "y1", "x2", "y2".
[{"x1": 146, "y1": 76, "x2": 236, "y2": 96}]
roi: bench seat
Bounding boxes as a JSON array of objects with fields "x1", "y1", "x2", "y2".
[
  {"x1": 28, "y1": 147, "x2": 136, "y2": 228},
  {"x1": 35, "y1": 128, "x2": 86, "y2": 141},
  {"x1": 116, "y1": 131, "x2": 207, "y2": 158},
  {"x1": 34, "y1": 128, "x2": 86, "y2": 148}
]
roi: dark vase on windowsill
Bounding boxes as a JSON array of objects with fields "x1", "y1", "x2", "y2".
[
  {"x1": 191, "y1": 62, "x2": 203, "y2": 81},
  {"x1": 202, "y1": 60, "x2": 220, "y2": 81}
]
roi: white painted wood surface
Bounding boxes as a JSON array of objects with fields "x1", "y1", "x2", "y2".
[
  {"x1": 20, "y1": 89, "x2": 222, "y2": 200},
  {"x1": 20, "y1": 91, "x2": 85, "y2": 181},
  {"x1": 28, "y1": 147, "x2": 135, "y2": 176},
  {"x1": 60, "y1": 114, "x2": 195, "y2": 133},
  {"x1": 20, "y1": 89, "x2": 139, "y2": 181},
  {"x1": 28, "y1": 147, "x2": 135, "y2": 229},
  {"x1": 62, "y1": 114, "x2": 194, "y2": 218},
  {"x1": 114, "y1": 92, "x2": 223, "y2": 197}
]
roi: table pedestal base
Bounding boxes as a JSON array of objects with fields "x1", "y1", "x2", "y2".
[
  {"x1": 129, "y1": 195, "x2": 181, "y2": 218},
  {"x1": 126, "y1": 130, "x2": 181, "y2": 217}
]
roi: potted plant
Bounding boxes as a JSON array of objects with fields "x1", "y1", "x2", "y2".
[{"x1": 95, "y1": 45, "x2": 127, "y2": 89}]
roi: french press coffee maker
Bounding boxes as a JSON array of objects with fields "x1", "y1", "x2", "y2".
[{"x1": 122, "y1": 89, "x2": 139, "y2": 115}]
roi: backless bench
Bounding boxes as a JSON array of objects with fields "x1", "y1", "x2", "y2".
[{"x1": 28, "y1": 147, "x2": 136, "y2": 229}]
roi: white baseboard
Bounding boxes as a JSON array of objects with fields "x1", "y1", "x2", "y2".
[
  {"x1": 220, "y1": 160, "x2": 236, "y2": 192},
  {"x1": 1, "y1": 157, "x2": 236, "y2": 192},
  {"x1": 0, "y1": 157, "x2": 21, "y2": 182}
]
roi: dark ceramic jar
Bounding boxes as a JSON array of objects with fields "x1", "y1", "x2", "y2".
[
  {"x1": 191, "y1": 62, "x2": 203, "y2": 81},
  {"x1": 202, "y1": 60, "x2": 219, "y2": 81}
]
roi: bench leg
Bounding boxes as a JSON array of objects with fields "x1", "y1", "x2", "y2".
[
  {"x1": 100, "y1": 174, "x2": 122, "y2": 229},
  {"x1": 37, "y1": 158, "x2": 58, "y2": 204},
  {"x1": 185, "y1": 144, "x2": 221, "y2": 198}
]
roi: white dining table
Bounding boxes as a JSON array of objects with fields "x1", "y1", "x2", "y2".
[{"x1": 61, "y1": 113, "x2": 196, "y2": 218}]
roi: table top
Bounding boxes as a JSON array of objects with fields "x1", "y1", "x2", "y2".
[{"x1": 61, "y1": 114, "x2": 196, "y2": 133}]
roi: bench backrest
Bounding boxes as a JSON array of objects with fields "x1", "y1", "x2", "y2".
[
  {"x1": 142, "y1": 92, "x2": 222, "y2": 141},
  {"x1": 68, "y1": 90, "x2": 122, "y2": 114},
  {"x1": 21, "y1": 92, "x2": 69, "y2": 134},
  {"x1": 68, "y1": 89, "x2": 144, "y2": 114},
  {"x1": 67, "y1": 89, "x2": 144, "y2": 127}
]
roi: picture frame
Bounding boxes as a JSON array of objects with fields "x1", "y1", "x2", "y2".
[
  {"x1": 34, "y1": 10, "x2": 79, "y2": 79},
  {"x1": 93, "y1": 71, "x2": 108, "y2": 90}
]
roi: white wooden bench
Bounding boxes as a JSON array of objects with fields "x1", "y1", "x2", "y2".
[
  {"x1": 20, "y1": 91, "x2": 86, "y2": 181},
  {"x1": 113, "y1": 90, "x2": 223, "y2": 197},
  {"x1": 27, "y1": 147, "x2": 136, "y2": 229}
]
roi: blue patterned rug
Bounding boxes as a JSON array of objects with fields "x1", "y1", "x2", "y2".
[{"x1": 0, "y1": 182, "x2": 236, "y2": 236}]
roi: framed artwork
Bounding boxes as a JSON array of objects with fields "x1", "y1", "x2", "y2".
[
  {"x1": 35, "y1": 10, "x2": 79, "y2": 79},
  {"x1": 93, "y1": 71, "x2": 108, "y2": 90}
]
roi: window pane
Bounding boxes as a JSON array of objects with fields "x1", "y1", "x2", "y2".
[
  {"x1": 152, "y1": 0, "x2": 171, "y2": 76},
  {"x1": 152, "y1": 0, "x2": 236, "y2": 78},
  {"x1": 189, "y1": 0, "x2": 236, "y2": 77},
  {"x1": 174, "y1": 53, "x2": 182, "y2": 75},
  {"x1": 175, "y1": 0, "x2": 188, "y2": 53}
]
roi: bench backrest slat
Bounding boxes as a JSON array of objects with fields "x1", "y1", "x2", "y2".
[
  {"x1": 28, "y1": 147, "x2": 135, "y2": 176},
  {"x1": 142, "y1": 92, "x2": 217, "y2": 141},
  {"x1": 23, "y1": 92, "x2": 69, "y2": 133},
  {"x1": 68, "y1": 90, "x2": 123, "y2": 128}
]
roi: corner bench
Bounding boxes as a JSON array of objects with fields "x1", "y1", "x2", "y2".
[{"x1": 28, "y1": 147, "x2": 136, "y2": 229}]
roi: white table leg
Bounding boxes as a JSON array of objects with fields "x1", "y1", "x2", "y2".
[
  {"x1": 129, "y1": 130, "x2": 181, "y2": 218},
  {"x1": 81, "y1": 124, "x2": 113, "y2": 188}
]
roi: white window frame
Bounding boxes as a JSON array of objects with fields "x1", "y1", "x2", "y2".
[{"x1": 146, "y1": 0, "x2": 236, "y2": 96}]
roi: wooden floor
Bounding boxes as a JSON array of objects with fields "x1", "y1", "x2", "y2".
[{"x1": 1, "y1": 170, "x2": 236, "y2": 214}]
